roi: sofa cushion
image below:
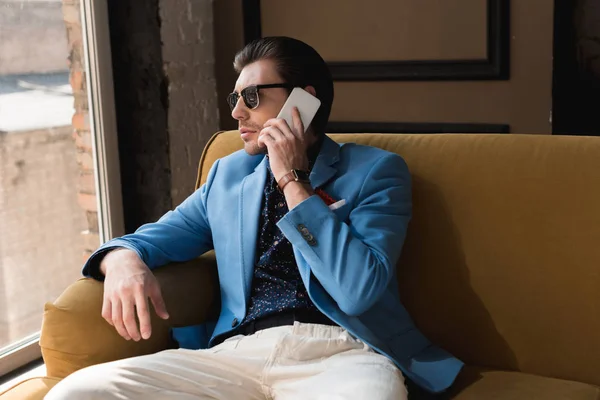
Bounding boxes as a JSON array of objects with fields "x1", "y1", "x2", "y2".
[
  {"x1": 436, "y1": 367, "x2": 600, "y2": 399},
  {"x1": 0, "y1": 377, "x2": 60, "y2": 400}
]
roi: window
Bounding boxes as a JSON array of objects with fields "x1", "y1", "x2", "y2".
[{"x1": 0, "y1": 0, "x2": 122, "y2": 375}]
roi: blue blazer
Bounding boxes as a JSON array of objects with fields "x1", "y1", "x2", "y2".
[{"x1": 83, "y1": 136, "x2": 463, "y2": 393}]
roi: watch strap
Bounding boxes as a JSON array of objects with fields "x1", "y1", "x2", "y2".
[{"x1": 277, "y1": 169, "x2": 310, "y2": 192}]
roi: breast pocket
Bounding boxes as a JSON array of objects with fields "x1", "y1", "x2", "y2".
[{"x1": 330, "y1": 200, "x2": 350, "y2": 222}]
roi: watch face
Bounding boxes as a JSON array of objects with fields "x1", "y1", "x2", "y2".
[{"x1": 294, "y1": 169, "x2": 310, "y2": 181}]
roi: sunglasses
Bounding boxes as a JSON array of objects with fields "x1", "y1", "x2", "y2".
[{"x1": 227, "y1": 83, "x2": 294, "y2": 111}]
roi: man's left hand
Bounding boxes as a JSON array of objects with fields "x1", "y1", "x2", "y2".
[{"x1": 258, "y1": 107, "x2": 309, "y2": 182}]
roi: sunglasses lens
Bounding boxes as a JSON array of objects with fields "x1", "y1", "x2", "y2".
[
  {"x1": 243, "y1": 87, "x2": 259, "y2": 109},
  {"x1": 227, "y1": 93, "x2": 238, "y2": 111}
]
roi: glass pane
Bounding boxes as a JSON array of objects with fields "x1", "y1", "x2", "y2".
[{"x1": 0, "y1": 0, "x2": 100, "y2": 353}]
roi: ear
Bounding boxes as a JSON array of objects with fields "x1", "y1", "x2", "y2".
[{"x1": 304, "y1": 85, "x2": 317, "y2": 97}]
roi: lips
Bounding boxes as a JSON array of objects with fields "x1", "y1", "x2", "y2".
[{"x1": 240, "y1": 127, "x2": 257, "y2": 140}]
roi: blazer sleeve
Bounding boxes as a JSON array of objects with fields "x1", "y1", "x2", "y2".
[
  {"x1": 276, "y1": 153, "x2": 411, "y2": 316},
  {"x1": 82, "y1": 159, "x2": 220, "y2": 278}
]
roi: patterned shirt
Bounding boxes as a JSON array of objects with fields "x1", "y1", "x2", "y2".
[{"x1": 240, "y1": 138, "x2": 324, "y2": 327}]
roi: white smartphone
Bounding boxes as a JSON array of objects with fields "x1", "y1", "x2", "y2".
[{"x1": 277, "y1": 87, "x2": 321, "y2": 131}]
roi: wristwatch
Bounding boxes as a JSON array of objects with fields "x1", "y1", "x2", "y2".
[{"x1": 277, "y1": 169, "x2": 311, "y2": 192}]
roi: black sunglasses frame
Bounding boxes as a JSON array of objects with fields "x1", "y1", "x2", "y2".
[{"x1": 227, "y1": 83, "x2": 294, "y2": 111}]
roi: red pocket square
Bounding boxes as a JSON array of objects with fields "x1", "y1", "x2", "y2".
[{"x1": 315, "y1": 188, "x2": 337, "y2": 206}]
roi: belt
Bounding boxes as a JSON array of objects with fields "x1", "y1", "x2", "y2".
[{"x1": 213, "y1": 308, "x2": 337, "y2": 346}]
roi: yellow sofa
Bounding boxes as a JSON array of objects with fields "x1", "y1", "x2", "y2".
[{"x1": 3, "y1": 131, "x2": 600, "y2": 399}]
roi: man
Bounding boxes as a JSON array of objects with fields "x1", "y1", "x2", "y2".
[{"x1": 46, "y1": 36, "x2": 462, "y2": 400}]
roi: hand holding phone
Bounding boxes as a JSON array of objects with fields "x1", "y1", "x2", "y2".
[
  {"x1": 258, "y1": 87, "x2": 321, "y2": 184},
  {"x1": 277, "y1": 87, "x2": 321, "y2": 133}
]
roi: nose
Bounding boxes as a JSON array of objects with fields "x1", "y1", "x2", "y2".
[{"x1": 231, "y1": 96, "x2": 249, "y2": 121}]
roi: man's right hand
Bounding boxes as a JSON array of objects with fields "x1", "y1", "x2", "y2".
[{"x1": 100, "y1": 248, "x2": 169, "y2": 341}]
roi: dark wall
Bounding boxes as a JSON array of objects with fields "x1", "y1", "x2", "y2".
[
  {"x1": 107, "y1": 0, "x2": 171, "y2": 233},
  {"x1": 214, "y1": 0, "x2": 244, "y2": 131},
  {"x1": 553, "y1": 0, "x2": 600, "y2": 136}
]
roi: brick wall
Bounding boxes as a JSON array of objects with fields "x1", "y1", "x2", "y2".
[
  {"x1": 63, "y1": 0, "x2": 99, "y2": 260},
  {"x1": 0, "y1": 128, "x2": 85, "y2": 346},
  {"x1": 159, "y1": 0, "x2": 220, "y2": 207}
]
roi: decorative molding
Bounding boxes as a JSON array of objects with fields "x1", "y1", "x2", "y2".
[
  {"x1": 326, "y1": 121, "x2": 510, "y2": 134},
  {"x1": 243, "y1": 0, "x2": 510, "y2": 81}
]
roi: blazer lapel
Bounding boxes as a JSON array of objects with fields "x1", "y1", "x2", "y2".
[
  {"x1": 310, "y1": 135, "x2": 340, "y2": 189},
  {"x1": 239, "y1": 156, "x2": 267, "y2": 304}
]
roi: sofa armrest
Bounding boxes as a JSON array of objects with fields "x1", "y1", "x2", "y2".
[
  {"x1": 154, "y1": 251, "x2": 219, "y2": 327},
  {"x1": 39, "y1": 251, "x2": 218, "y2": 379}
]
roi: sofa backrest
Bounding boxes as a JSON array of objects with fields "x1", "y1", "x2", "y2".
[{"x1": 197, "y1": 130, "x2": 600, "y2": 386}]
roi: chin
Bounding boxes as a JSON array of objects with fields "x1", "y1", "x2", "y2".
[{"x1": 243, "y1": 140, "x2": 267, "y2": 156}]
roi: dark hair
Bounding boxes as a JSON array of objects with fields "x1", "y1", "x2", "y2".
[{"x1": 233, "y1": 36, "x2": 334, "y2": 137}]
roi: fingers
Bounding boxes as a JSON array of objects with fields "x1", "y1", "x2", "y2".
[
  {"x1": 135, "y1": 290, "x2": 152, "y2": 340},
  {"x1": 111, "y1": 298, "x2": 131, "y2": 340},
  {"x1": 291, "y1": 107, "x2": 305, "y2": 139},
  {"x1": 264, "y1": 118, "x2": 298, "y2": 140},
  {"x1": 100, "y1": 253, "x2": 159, "y2": 342},
  {"x1": 148, "y1": 282, "x2": 170, "y2": 321},
  {"x1": 121, "y1": 296, "x2": 141, "y2": 341},
  {"x1": 256, "y1": 132, "x2": 270, "y2": 149},
  {"x1": 257, "y1": 126, "x2": 279, "y2": 149},
  {"x1": 101, "y1": 295, "x2": 113, "y2": 326},
  {"x1": 103, "y1": 280, "x2": 167, "y2": 342},
  {"x1": 264, "y1": 109, "x2": 304, "y2": 140},
  {"x1": 259, "y1": 126, "x2": 283, "y2": 143}
]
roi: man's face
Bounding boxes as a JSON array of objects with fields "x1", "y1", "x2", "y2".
[{"x1": 231, "y1": 59, "x2": 290, "y2": 155}]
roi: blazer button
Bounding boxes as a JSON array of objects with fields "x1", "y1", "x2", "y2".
[
  {"x1": 297, "y1": 224, "x2": 308, "y2": 233},
  {"x1": 231, "y1": 318, "x2": 238, "y2": 327}
]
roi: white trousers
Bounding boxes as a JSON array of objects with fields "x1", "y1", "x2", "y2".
[{"x1": 45, "y1": 322, "x2": 407, "y2": 400}]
